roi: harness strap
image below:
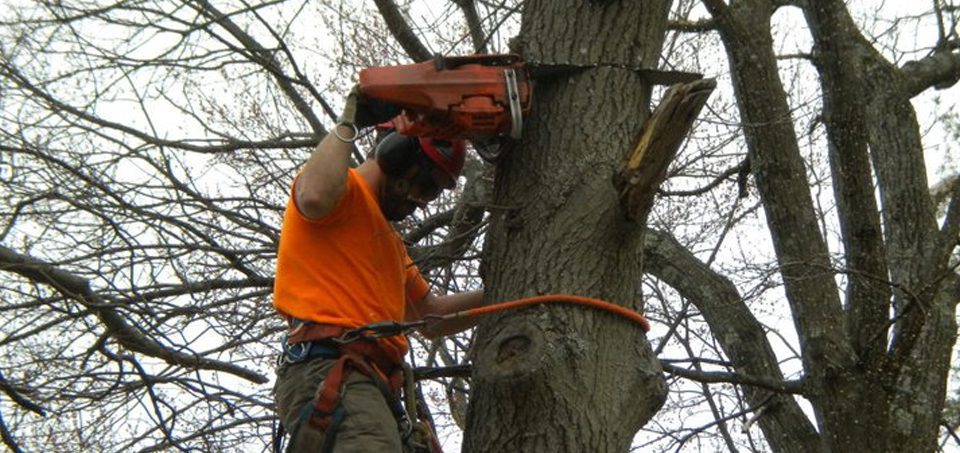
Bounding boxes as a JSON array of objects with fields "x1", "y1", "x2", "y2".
[
  {"x1": 306, "y1": 346, "x2": 407, "y2": 436},
  {"x1": 273, "y1": 415, "x2": 286, "y2": 453},
  {"x1": 283, "y1": 321, "x2": 409, "y2": 452},
  {"x1": 288, "y1": 397, "x2": 344, "y2": 453}
]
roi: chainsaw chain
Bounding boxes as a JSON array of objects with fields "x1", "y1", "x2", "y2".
[{"x1": 525, "y1": 60, "x2": 702, "y2": 85}]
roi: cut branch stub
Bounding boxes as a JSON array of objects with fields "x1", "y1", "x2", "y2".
[{"x1": 615, "y1": 78, "x2": 716, "y2": 223}]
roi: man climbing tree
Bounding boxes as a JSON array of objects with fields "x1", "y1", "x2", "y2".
[{"x1": 272, "y1": 87, "x2": 484, "y2": 451}]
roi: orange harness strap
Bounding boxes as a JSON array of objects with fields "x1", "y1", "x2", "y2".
[{"x1": 307, "y1": 341, "x2": 404, "y2": 432}]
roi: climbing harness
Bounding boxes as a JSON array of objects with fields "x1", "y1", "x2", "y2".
[
  {"x1": 276, "y1": 294, "x2": 651, "y2": 453},
  {"x1": 279, "y1": 321, "x2": 412, "y2": 453}
]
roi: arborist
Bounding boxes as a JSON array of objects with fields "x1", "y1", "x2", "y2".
[
  {"x1": 271, "y1": 55, "x2": 658, "y2": 452},
  {"x1": 272, "y1": 83, "x2": 484, "y2": 452}
]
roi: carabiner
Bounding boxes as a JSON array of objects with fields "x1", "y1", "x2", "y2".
[
  {"x1": 334, "y1": 320, "x2": 426, "y2": 344},
  {"x1": 281, "y1": 339, "x2": 312, "y2": 364}
]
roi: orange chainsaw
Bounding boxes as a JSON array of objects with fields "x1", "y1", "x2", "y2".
[{"x1": 358, "y1": 54, "x2": 532, "y2": 143}]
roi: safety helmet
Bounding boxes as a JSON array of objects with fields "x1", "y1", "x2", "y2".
[{"x1": 374, "y1": 130, "x2": 466, "y2": 189}]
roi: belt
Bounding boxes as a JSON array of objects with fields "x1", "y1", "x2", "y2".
[
  {"x1": 281, "y1": 317, "x2": 405, "y2": 370},
  {"x1": 280, "y1": 339, "x2": 340, "y2": 366}
]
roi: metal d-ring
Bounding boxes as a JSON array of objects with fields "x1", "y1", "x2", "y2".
[{"x1": 332, "y1": 122, "x2": 359, "y2": 143}]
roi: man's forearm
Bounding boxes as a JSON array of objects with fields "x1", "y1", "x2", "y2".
[
  {"x1": 295, "y1": 124, "x2": 356, "y2": 219},
  {"x1": 417, "y1": 289, "x2": 484, "y2": 338}
]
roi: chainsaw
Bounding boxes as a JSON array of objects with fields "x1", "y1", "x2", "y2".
[
  {"x1": 358, "y1": 54, "x2": 532, "y2": 144},
  {"x1": 359, "y1": 54, "x2": 703, "y2": 162}
]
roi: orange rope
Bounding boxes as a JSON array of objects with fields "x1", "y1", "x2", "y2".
[{"x1": 452, "y1": 294, "x2": 650, "y2": 333}]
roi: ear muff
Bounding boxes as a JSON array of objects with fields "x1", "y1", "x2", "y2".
[
  {"x1": 374, "y1": 131, "x2": 422, "y2": 177},
  {"x1": 390, "y1": 177, "x2": 411, "y2": 196}
]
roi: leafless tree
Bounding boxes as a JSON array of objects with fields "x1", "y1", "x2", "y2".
[{"x1": 1, "y1": 0, "x2": 959, "y2": 452}]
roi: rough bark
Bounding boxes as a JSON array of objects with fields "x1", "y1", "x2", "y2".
[
  {"x1": 705, "y1": 0, "x2": 853, "y2": 367},
  {"x1": 799, "y1": 4, "x2": 896, "y2": 450},
  {"x1": 802, "y1": 1, "x2": 960, "y2": 451},
  {"x1": 463, "y1": 1, "x2": 671, "y2": 451},
  {"x1": 803, "y1": 0, "x2": 891, "y2": 369}
]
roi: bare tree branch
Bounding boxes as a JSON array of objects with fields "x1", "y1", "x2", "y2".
[
  {"x1": 661, "y1": 362, "x2": 806, "y2": 394},
  {"x1": 937, "y1": 174, "x2": 960, "y2": 263},
  {"x1": 660, "y1": 158, "x2": 748, "y2": 197},
  {"x1": 644, "y1": 228, "x2": 821, "y2": 449},
  {"x1": 667, "y1": 18, "x2": 718, "y2": 32},
  {"x1": 900, "y1": 49, "x2": 960, "y2": 97},
  {"x1": 700, "y1": 0, "x2": 730, "y2": 18},
  {"x1": 454, "y1": 0, "x2": 489, "y2": 53},
  {"x1": 0, "y1": 62, "x2": 315, "y2": 154},
  {"x1": 0, "y1": 408, "x2": 25, "y2": 453},
  {"x1": 186, "y1": 0, "x2": 327, "y2": 135},
  {"x1": 0, "y1": 371, "x2": 44, "y2": 416},
  {"x1": 0, "y1": 245, "x2": 268, "y2": 384},
  {"x1": 373, "y1": 0, "x2": 432, "y2": 62}
]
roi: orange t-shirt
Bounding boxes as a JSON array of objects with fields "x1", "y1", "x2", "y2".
[{"x1": 273, "y1": 168, "x2": 431, "y2": 359}]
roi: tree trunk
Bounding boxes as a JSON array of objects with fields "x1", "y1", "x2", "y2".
[
  {"x1": 804, "y1": 1, "x2": 959, "y2": 451},
  {"x1": 463, "y1": 1, "x2": 670, "y2": 451},
  {"x1": 704, "y1": 1, "x2": 862, "y2": 451},
  {"x1": 705, "y1": 0, "x2": 960, "y2": 451}
]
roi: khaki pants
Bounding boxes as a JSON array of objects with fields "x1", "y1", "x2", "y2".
[{"x1": 275, "y1": 357, "x2": 403, "y2": 452}]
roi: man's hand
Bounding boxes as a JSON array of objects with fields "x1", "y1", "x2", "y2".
[
  {"x1": 408, "y1": 290, "x2": 484, "y2": 339},
  {"x1": 338, "y1": 84, "x2": 402, "y2": 128}
]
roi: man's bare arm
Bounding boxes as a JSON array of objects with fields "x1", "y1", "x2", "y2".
[
  {"x1": 409, "y1": 290, "x2": 484, "y2": 339},
  {"x1": 295, "y1": 125, "x2": 356, "y2": 220}
]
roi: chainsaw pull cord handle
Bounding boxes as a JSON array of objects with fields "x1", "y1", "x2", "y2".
[
  {"x1": 335, "y1": 85, "x2": 362, "y2": 143},
  {"x1": 336, "y1": 83, "x2": 400, "y2": 139}
]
